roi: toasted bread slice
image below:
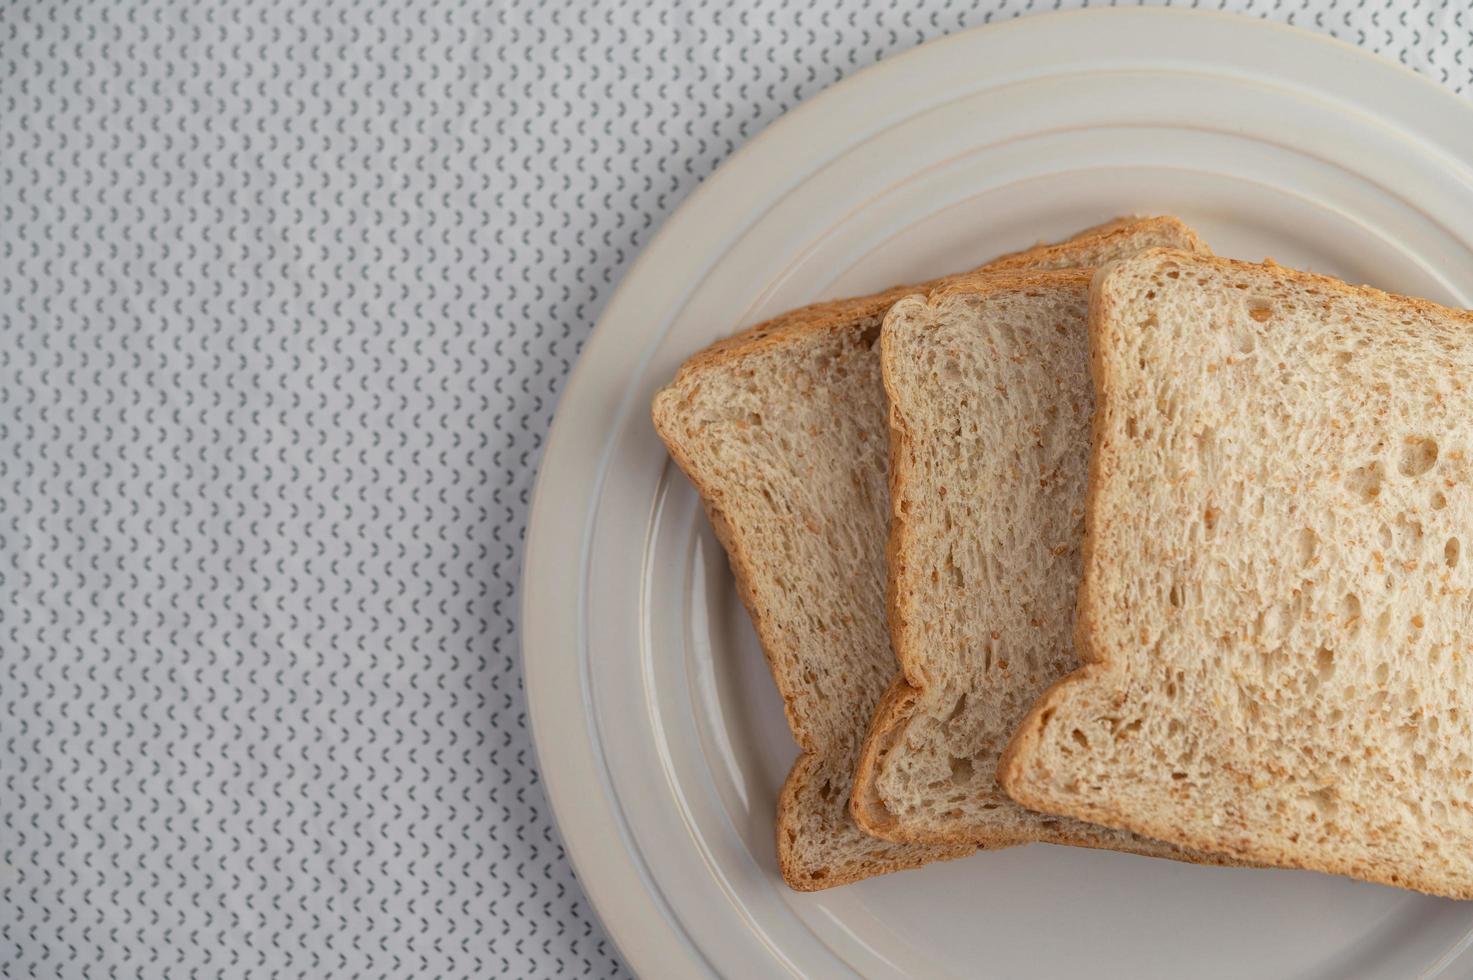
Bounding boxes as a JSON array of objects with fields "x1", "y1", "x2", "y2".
[
  {"x1": 653, "y1": 218, "x2": 1206, "y2": 889},
  {"x1": 1000, "y1": 250, "x2": 1473, "y2": 899},
  {"x1": 851, "y1": 268, "x2": 1224, "y2": 867}
]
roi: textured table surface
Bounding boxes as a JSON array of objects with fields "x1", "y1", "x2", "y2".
[{"x1": 2, "y1": 1, "x2": 1468, "y2": 977}]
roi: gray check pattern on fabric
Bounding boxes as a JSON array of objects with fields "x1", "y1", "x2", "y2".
[{"x1": 1, "y1": 0, "x2": 1467, "y2": 976}]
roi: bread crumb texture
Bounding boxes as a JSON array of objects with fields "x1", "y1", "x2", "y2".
[{"x1": 1003, "y1": 250, "x2": 1473, "y2": 899}]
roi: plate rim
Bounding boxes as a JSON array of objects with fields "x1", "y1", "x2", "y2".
[{"x1": 521, "y1": 9, "x2": 1473, "y2": 978}]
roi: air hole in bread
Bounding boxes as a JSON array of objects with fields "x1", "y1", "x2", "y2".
[
  {"x1": 1432, "y1": 490, "x2": 1448, "y2": 510},
  {"x1": 1157, "y1": 392, "x2": 1179, "y2": 421},
  {"x1": 858, "y1": 324, "x2": 881, "y2": 348},
  {"x1": 1125, "y1": 416, "x2": 1139, "y2": 439},
  {"x1": 1247, "y1": 298, "x2": 1273, "y2": 322},
  {"x1": 1305, "y1": 787, "x2": 1337, "y2": 819},
  {"x1": 1070, "y1": 728, "x2": 1089, "y2": 749},
  {"x1": 1447, "y1": 538, "x2": 1461, "y2": 568},
  {"x1": 1399, "y1": 436, "x2": 1439, "y2": 478},
  {"x1": 1376, "y1": 608, "x2": 1393, "y2": 639},
  {"x1": 1168, "y1": 583, "x2": 1183, "y2": 608},
  {"x1": 946, "y1": 550, "x2": 964, "y2": 588},
  {"x1": 1334, "y1": 350, "x2": 1354, "y2": 367},
  {"x1": 948, "y1": 755, "x2": 973, "y2": 781},
  {"x1": 945, "y1": 692, "x2": 968, "y2": 726},
  {"x1": 1316, "y1": 647, "x2": 1336, "y2": 683},
  {"x1": 1296, "y1": 528, "x2": 1319, "y2": 567},
  {"x1": 1347, "y1": 460, "x2": 1385, "y2": 502},
  {"x1": 1195, "y1": 426, "x2": 1216, "y2": 469}
]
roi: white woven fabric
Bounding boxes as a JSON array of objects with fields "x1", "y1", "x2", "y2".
[{"x1": 1, "y1": 1, "x2": 1466, "y2": 976}]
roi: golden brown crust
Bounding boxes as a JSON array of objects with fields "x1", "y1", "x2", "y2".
[
  {"x1": 847, "y1": 673, "x2": 919, "y2": 839},
  {"x1": 777, "y1": 750, "x2": 976, "y2": 890},
  {"x1": 662, "y1": 217, "x2": 1209, "y2": 400},
  {"x1": 996, "y1": 664, "x2": 1112, "y2": 811},
  {"x1": 982, "y1": 216, "x2": 1210, "y2": 274},
  {"x1": 661, "y1": 283, "x2": 933, "y2": 395}
]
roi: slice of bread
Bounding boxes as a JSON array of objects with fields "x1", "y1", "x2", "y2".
[
  {"x1": 851, "y1": 269, "x2": 1219, "y2": 864},
  {"x1": 1000, "y1": 250, "x2": 1473, "y2": 899},
  {"x1": 652, "y1": 217, "x2": 1206, "y2": 889}
]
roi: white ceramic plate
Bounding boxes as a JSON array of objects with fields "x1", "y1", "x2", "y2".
[{"x1": 522, "y1": 9, "x2": 1473, "y2": 978}]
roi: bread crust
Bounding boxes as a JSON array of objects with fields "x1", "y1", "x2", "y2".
[
  {"x1": 777, "y1": 748, "x2": 975, "y2": 890},
  {"x1": 848, "y1": 675, "x2": 925, "y2": 839}
]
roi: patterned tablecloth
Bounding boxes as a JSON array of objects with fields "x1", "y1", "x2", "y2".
[{"x1": 1, "y1": 1, "x2": 1467, "y2": 976}]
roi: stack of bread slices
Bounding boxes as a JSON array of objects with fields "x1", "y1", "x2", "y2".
[{"x1": 652, "y1": 217, "x2": 1473, "y2": 899}]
